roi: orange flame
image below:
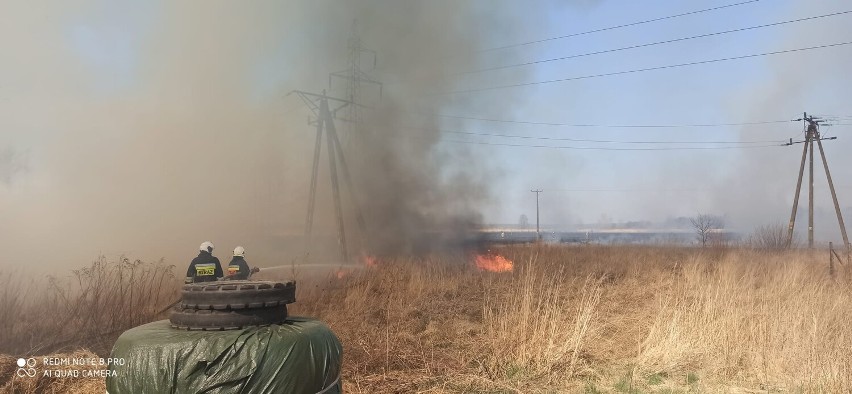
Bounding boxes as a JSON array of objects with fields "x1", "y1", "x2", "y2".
[
  {"x1": 361, "y1": 253, "x2": 379, "y2": 268},
  {"x1": 474, "y1": 254, "x2": 514, "y2": 272}
]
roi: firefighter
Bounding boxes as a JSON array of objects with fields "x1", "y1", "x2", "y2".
[
  {"x1": 226, "y1": 246, "x2": 259, "y2": 280},
  {"x1": 185, "y1": 241, "x2": 223, "y2": 283}
]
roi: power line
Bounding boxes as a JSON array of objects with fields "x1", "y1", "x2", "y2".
[
  {"x1": 434, "y1": 40, "x2": 852, "y2": 95},
  {"x1": 547, "y1": 188, "x2": 716, "y2": 192},
  {"x1": 526, "y1": 185, "x2": 852, "y2": 192},
  {"x1": 460, "y1": 10, "x2": 852, "y2": 76},
  {"x1": 813, "y1": 115, "x2": 852, "y2": 123},
  {"x1": 415, "y1": 113, "x2": 796, "y2": 128},
  {"x1": 395, "y1": 125, "x2": 786, "y2": 145},
  {"x1": 382, "y1": 130, "x2": 785, "y2": 150},
  {"x1": 437, "y1": 138, "x2": 782, "y2": 151},
  {"x1": 477, "y1": 0, "x2": 763, "y2": 53}
]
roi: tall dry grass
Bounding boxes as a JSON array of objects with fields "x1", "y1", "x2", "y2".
[
  {"x1": 2, "y1": 245, "x2": 850, "y2": 393},
  {"x1": 637, "y1": 250, "x2": 852, "y2": 392},
  {"x1": 481, "y1": 261, "x2": 603, "y2": 383},
  {"x1": 0, "y1": 257, "x2": 180, "y2": 357},
  {"x1": 288, "y1": 245, "x2": 851, "y2": 393}
]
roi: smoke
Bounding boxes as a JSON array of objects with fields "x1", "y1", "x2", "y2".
[
  {"x1": 8, "y1": 0, "x2": 850, "y2": 271},
  {"x1": 0, "y1": 2, "x2": 309, "y2": 270},
  {"x1": 0, "y1": 147, "x2": 27, "y2": 186},
  {"x1": 715, "y1": 0, "x2": 852, "y2": 241},
  {"x1": 317, "y1": 0, "x2": 605, "y2": 254},
  {"x1": 0, "y1": 1, "x2": 589, "y2": 271},
  {"x1": 329, "y1": 2, "x2": 516, "y2": 255}
]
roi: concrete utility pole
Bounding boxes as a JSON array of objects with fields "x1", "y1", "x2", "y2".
[
  {"x1": 785, "y1": 112, "x2": 848, "y2": 255},
  {"x1": 531, "y1": 189, "x2": 542, "y2": 241},
  {"x1": 293, "y1": 27, "x2": 379, "y2": 262},
  {"x1": 291, "y1": 90, "x2": 367, "y2": 262},
  {"x1": 809, "y1": 123, "x2": 814, "y2": 248}
]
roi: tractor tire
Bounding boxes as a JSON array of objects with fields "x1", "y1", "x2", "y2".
[
  {"x1": 169, "y1": 305, "x2": 288, "y2": 331},
  {"x1": 181, "y1": 280, "x2": 296, "y2": 310}
]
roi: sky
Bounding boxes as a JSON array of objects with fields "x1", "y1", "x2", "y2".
[{"x1": 2, "y1": 0, "x2": 852, "y2": 271}]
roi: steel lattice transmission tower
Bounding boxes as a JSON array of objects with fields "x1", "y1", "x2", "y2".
[
  {"x1": 289, "y1": 24, "x2": 381, "y2": 262},
  {"x1": 328, "y1": 20, "x2": 382, "y2": 153}
]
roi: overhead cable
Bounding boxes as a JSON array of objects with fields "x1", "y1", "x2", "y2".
[
  {"x1": 436, "y1": 138, "x2": 781, "y2": 151},
  {"x1": 477, "y1": 0, "x2": 764, "y2": 53},
  {"x1": 414, "y1": 113, "x2": 796, "y2": 128},
  {"x1": 394, "y1": 125, "x2": 786, "y2": 144},
  {"x1": 460, "y1": 10, "x2": 852, "y2": 75},
  {"x1": 433, "y1": 40, "x2": 852, "y2": 95}
]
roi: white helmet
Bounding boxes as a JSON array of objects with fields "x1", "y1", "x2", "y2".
[
  {"x1": 199, "y1": 241, "x2": 214, "y2": 253},
  {"x1": 233, "y1": 246, "x2": 245, "y2": 257}
]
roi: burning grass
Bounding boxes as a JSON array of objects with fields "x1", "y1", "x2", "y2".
[
  {"x1": 473, "y1": 252, "x2": 514, "y2": 272},
  {"x1": 291, "y1": 245, "x2": 852, "y2": 393},
  {"x1": 2, "y1": 245, "x2": 851, "y2": 393}
]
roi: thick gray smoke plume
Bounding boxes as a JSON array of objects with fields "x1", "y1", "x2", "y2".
[
  {"x1": 0, "y1": 1, "x2": 587, "y2": 271},
  {"x1": 328, "y1": 2, "x2": 511, "y2": 255}
]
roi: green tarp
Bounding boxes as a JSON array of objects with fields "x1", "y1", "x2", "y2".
[{"x1": 106, "y1": 317, "x2": 342, "y2": 394}]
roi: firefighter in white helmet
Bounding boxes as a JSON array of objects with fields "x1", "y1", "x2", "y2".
[
  {"x1": 226, "y1": 246, "x2": 259, "y2": 280},
  {"x1": 185, "y1": 241, "x2": 223, "y2": 284}
]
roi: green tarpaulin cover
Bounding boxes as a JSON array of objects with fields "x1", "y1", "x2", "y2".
[{"x1": 106, "y1": 317, "x2": 342, "y2": 394}]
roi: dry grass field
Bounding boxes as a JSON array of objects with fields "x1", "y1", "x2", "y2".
[
  {"x1": 2, "y1": 245, "x2": 851, "y2": 393},
  {"x1": 292, "y1": 246, "x2": 852, "y2": 393},
  {"x1": 0, "y1": 258, "x2": 180, "y2": 357}
]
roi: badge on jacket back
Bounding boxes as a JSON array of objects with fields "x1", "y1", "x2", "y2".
[{"x1": 195, "y1": 263, "x2": 216, "y2": 276}]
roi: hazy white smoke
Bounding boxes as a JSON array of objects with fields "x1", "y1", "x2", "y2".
[
  {"x1": 0, "y1": 147, "x2": 27, "y2": 186},
  {"x1": 716, "y1": 0, "x2": 852, "y2": 241},
  {"x1": 0, "y1": 1, "x2": 588, "y2": 271}
]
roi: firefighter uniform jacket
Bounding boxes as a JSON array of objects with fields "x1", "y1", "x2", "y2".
[
  {"x1": 227, "y1": 256, "x2": 251, "y2": 280},
  {"x1": 186, "y1": 251, "x2": 223, "y2": 283}
]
